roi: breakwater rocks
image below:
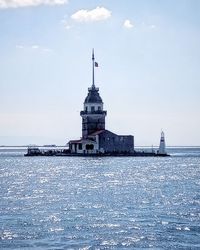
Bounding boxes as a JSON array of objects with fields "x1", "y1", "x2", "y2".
[{"x1": 24, "y1": 147, "x2": 169, "y2": 157}]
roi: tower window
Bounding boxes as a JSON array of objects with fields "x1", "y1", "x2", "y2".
[
  {"x1": 85, "y1": 106, "x2": 88, "y2": 112},
  {"x1": 91, "y1": 106, "x2": 95, "y2": 112},
  {"x1": 98, "y1": 106, "x2": 101, "y2": 111}
]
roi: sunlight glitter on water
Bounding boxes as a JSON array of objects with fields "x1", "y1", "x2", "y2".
[{"x1": 0, "y1": 148, "x2": 200, "y2": 249}]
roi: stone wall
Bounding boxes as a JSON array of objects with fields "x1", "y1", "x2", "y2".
[
  {"x1": 82, "y1": 116, "x2": 105, "y2": 138},
  {"x1": 99, "y1": 130, "x2": 134, "y2": 153}
]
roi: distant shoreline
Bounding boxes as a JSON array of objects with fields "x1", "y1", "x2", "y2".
[{"x1": 1, "y1": 146, "x2": 200, "y2": 148}]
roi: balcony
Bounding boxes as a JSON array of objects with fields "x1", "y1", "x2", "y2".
[
  {"x1": 88, "y1": 87, "x2": 99, "y2": 91},
  {"x1": 80, "y1": 110, "x2": 107, "y2": 116}
]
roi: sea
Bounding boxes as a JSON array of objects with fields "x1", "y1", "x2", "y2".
[{"x1": 0, "y1": 147, "x2": 200, "y2": 249}]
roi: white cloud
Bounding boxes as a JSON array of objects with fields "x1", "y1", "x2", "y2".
[
  {"x1": 15, "y1": 44, "x2": 53, "y2": 53},
  {"x1": 123, "y1": 19, "x2": 133, "y2": 29},
  {"x1": 64, "y1": 24, "x2": 71, "y2": 30},
  {"x1": 150, "y1": 24, "x2": 156, "y2": 29},
  {"x1": 42, "y1": 48, "x2": 53, "y2": 53},
  {"x1": 61, "y1": 19, "x2": 71, "y2": 29},
  {"x1": 16, "y1": 44, "x2": 40, "y2": 49},
  {"x1": 31, "y1": 45, "x2": 39, "y2": 49},
  {"x1": 71, "y1": 6, "x2": 111, "y2": 22},
  {"x1": 16, "y1": 45, "x2": 24, "y2": 49},
  {"x1": 0, "y1": 0, "x2": 67, "y2": 9}
]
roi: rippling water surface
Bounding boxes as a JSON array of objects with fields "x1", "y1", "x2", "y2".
[{"x1": 0, "y1": 148, "x2": 200, "y2": 249}]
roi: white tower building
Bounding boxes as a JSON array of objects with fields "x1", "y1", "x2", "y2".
[{"x1": 158, "y1": 131, "x2": 166, "y2": 155}]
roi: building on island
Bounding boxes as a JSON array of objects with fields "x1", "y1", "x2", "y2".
[{"x1": 68, "y1": 50, "x2": 134, "y2": 155}]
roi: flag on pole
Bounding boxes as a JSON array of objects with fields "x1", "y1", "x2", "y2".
[{"x1": 95, "y1": 62, "x2": 98, "y2": 67}]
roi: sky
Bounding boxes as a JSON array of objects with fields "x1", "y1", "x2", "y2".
[{"x1": 0, "y1": 0, "x2": 200, "y2": 146}]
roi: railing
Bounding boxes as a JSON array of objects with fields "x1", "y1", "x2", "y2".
[
  {"x1": 88, "y1": 87, "x2": 99, "y2": 91},
  {"x1": 80, "y1": 110, "x2": 107, "y2": 115}
]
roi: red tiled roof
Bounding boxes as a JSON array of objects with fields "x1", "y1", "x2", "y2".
[
  {"x1": 88, "y1": 129, "x2": 105, "y2": 136},
  {"x1": 68, "y1": 139, "x2": 82, "y2": 143}
]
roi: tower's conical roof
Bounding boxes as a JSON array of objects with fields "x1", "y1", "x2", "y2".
[{"x1": 84, "y1": 86, "x2": 103, "y2": 103}]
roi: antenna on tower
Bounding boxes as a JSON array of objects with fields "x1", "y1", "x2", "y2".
[{"x1": 92, "y1": 48, "x2": 95, "y2": 88}]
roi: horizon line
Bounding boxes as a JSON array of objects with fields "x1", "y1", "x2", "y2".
[{"x1": 1, "y1": 145, "x2": 200, "y2": 148}]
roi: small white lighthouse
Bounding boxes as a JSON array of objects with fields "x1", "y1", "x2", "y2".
[{"x1": 158, "y1": 131, "x2": 166, "y2": 155}]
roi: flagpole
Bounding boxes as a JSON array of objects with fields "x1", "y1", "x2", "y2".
[{"x1": 92, "y1": 48, "x2": 95, "y2": 88}]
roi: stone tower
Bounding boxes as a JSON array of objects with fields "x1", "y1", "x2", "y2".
[{"x1": 80, "y1": 50, "x2": 107, "y2": 139}]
